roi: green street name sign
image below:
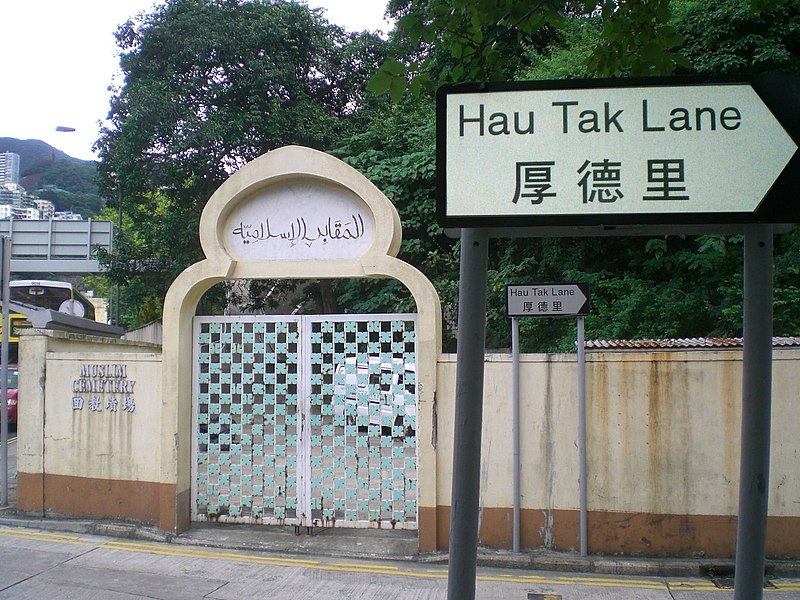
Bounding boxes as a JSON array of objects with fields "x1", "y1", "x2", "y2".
[{"x1": 436, "y1": 75, "x2": 800, "y2": 228}]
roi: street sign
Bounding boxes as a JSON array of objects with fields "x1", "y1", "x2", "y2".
[
  {"x1": 437, "y1": 74, "x2": 800, "y2": 228},
  {"x1": 506, "y1": 283, "x2": 590, "y2": 317}
]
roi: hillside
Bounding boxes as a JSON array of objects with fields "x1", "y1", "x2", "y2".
[{"x1": 0, "y1": 137, "x2": 103, "y2": 217}]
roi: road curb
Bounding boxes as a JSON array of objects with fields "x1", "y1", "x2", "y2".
[{"x1": 1, "y1": 512, "x2": 799, "y2": 578}]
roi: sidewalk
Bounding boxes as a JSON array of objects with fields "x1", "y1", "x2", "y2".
[
  {"x1": 3, "y1": 434, "x2": 800, "y2": 583},
  {"x1": 2, "y1": 507, "x2": 800, "y2": 580}
]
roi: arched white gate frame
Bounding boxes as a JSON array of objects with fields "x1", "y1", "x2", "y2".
[{"x1": 159, "y1": 146, "x2": 442, "y2": 546}]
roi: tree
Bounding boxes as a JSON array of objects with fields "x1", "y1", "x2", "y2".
[
  {"x1": 370, "y1": 0, "x2": 789, "y2": 100},
  {"x1": 358, "y1": 0, "x2": 800, "y2": 351},
  {"x1": 95, "y1": 0, "x2": 390, "y2": 327},
  {"x1": 675, "y1": 0, "x2": 800, "y2": 339},
  {"x1": 330, "y1": 95, "x2": 463, "y2": 346},
  {"x1": 98, "y1": 0, "x2": 800, "y2": 345},
  {"x1": 512, "y1": 0, "x2": 800, "y2": 349},
  {"x1": 678, "y1": 0, "x2": 800, "y2": 74},
  {"x1": 370, "y1": 0, "x2": 689, "y2": 101}
]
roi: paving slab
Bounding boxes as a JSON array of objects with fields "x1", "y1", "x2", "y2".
[{"x1": 36, "y1": 563, "x2": 228, "y2": 600}]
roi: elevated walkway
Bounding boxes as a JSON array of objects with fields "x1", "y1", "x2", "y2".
[{"x1": 0, "y1": 219, "x2": 113, "y2": 274}]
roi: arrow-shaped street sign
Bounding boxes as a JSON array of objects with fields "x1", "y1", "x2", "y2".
[
  {"x1": 506, "y1": 283, "x2": 590, "y2": 317},
  {"x1": 437, "y1": 74, "x2": 800, "y2": 228}
]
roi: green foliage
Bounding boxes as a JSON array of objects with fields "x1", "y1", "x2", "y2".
[
  {"x1": 373, "y1": 0, "x2": 800, "y2": 351},
  {"x1": 750, "y1": 0, "x2": 789, "y2": 13},
  {"x1": 371, "y1": 0, "x2": 792, "y2": 96},
  {"x1": 331, "y1": 96, "x2": 461, "y2": 344},
  {"x1": 524, "y1": 16, "x2": 600, "y2": 80},
  {"x1": 32, "y1": 159, "x2": 99, "y2": 194},
  {"x1": 586, "y1": 0, "x2": 690, "y2": 76},
  {"x1": 773, "y1": 230, "x2": 800, "y2": 335},
  {"x1": 35, "y1": 184, "x2": 103, "y2": 216},
  {"x1": 678, "y1": 0, "x2": 800, "y2": 74},
  {"x1": 100, "y1": 0, "x2": 800, "y2": 346},
  {"x1": 0, "y1": 137, "x2": 72, "y2": 168},
  {"x1": 33, "y1": 156, "x2": 103, "y2": 215},
  {"x1": 334, "y1": 0, "x2": 800, "y2": 350},
  {"x1": 94, "y1": 191, "x2": 200, "y2": 327},
  {"x1": 480, "y1": 234, "x2": 751, "y2": 352},
  {"x1": 99, "y1": 0, "x2": 384, "y2": 199},
  {"x1": 368, "y1": 0, "x2": 569, "y2": 98},
  {"x1": 370, "y1": 0, "x2": 695, "y2": 98},
  {"x1": 97, "y1": 0, "x2": 390, "y2": 327}
]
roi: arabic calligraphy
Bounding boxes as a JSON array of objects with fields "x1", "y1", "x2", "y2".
[{"x1": 231, "y1": 214, "x2": 367, "y2": 248}]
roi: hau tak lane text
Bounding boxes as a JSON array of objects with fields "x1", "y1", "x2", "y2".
[
  {"x1": 509, "y1": 287, "x2": 576, "y2": 297},
  {"x1": 458, "y1": 99, "x2": 742, "y2": 136}
]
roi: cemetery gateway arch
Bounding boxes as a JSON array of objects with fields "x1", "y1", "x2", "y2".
[{"x1": 159, "y1": 146, "x2": 442, "y2": 539}]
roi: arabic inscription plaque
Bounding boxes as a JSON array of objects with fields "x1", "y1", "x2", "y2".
[{"x1": 226, "y1": 179, "x2": 374, "y2": 260}]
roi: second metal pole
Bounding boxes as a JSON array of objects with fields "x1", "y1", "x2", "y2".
[
  {"x1": 734, "y1": 224, "x2": 774, "y2": 600},
  {"x1": 512, "y1": 317, "x2": 521, "y2": 554},
  {"x1": 577, "y1": 315, "x2": 587, "y2": 556},
  {"x1": 446, "y1": 228, "x2": 489, "y2": 600}
]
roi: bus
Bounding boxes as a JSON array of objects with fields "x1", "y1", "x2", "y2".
[{"x1": 9, "y1": 280, "x2": 97, "y2": 322}]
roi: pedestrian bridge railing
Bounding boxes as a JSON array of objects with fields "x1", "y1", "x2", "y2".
[{"x1": 0, "y1": 219, "x2": 113, "y2": 273}]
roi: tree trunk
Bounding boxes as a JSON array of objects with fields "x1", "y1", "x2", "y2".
[{"x1": 318, "y1": 280, "x2": 338, "y2": 314}]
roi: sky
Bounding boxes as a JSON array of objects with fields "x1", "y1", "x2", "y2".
[{"x1": 0, "y1": 0, "x2": 394, "y2": 162}]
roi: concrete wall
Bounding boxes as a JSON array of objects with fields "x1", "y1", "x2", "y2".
[
  {"x1": 16, "y1": 330, "x2": 167, "y2": 528},
  {"x1": 431, "y1": 348, "x2": 800, "y2": 558},
  {"x1": 15, "y1": 327, "x2": 800, "y2": 558},
  {"x1": 123, "y1": 320, "x2": 163, "y2": 345}
]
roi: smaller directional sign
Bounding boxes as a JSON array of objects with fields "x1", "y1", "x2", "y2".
[{"x1": 507, "y1": 283, "x2": 590, "y2": 317}]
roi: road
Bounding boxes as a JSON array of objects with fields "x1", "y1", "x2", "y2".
[{"x1": 0, "y1": 525, "x2": 799, "y2": 599}]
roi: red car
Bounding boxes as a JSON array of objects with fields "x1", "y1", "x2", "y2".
[{"x1": 4, "y1": 367, "x2": 17, "y2": 426}]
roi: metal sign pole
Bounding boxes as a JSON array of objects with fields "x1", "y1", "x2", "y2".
[
  {"x1": 0, "y1": 236, "x2": 10, "y2": 507},
  {"x1": 577, "y1": 315, "x2": 587, "y2": 556},
  {"x1": 506, "y1": 283, "x2": 591, "y2": 557},
  {"x1": 511, "y1": 316, "x2": 521, "y2": 554},
  {"x1": 734, "y1": 224, "x2": 774, "y2": 599},
  {"x1": 447, "y1": 228, "x2": 489, "y2": 600}
]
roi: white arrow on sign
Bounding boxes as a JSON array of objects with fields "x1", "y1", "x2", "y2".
[
  {"x1": 439, "y1": 79, "x2": 799, "y2": 225},
  {"x1": 507, "y1": 284, "x2": 590, "y2": 317}
]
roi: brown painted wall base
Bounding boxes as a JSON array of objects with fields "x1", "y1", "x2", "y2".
[
  {"x1": 425, "y1": 505, "x2": 800, "y2": 559},
  {"x1": 18, "y1": 472, "x2": 177, "y2": 532},
  {"x1": 16, "y1": 472, "x2": 800, "y2": 558}
]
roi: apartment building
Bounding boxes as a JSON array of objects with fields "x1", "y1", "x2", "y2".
[{"x1": 0, "y1": 152, "x2": 20, "y2": 185}]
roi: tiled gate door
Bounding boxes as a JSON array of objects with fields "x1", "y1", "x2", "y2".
[{"x1": 192, "y1": 315, "x2": 418, "y2": 530}]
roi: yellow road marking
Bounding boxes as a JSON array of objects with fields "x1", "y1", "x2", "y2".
[
  {"x1": 103, "y1": 540, "x2": 320, "y2": 566},
  {"x1": 103, "y1": 540, "x2": 449, "y2": 579},
  {"x1": 329, "y1": 561, "x2": 400, "y2": 571},
  {"x1": 101, "y1": 539, "x2": 672, "y2": 587},
  {"x1": 3, "y1": 526, "x2": 799, "y2": 592},
  {"x1": 0, "y1": 528, "x2": 84, "y2": 545}
]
